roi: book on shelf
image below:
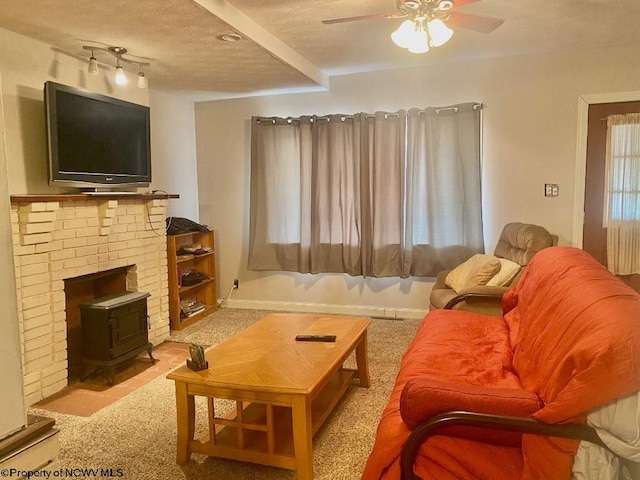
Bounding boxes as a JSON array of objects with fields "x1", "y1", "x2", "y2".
[
  {"x1": 182, "y1": 305, "x2": 205, "y2": 318},
  {"x1": 177, "y1": 245, "x2": 213, "y2": 256},
  {"x1": 180, "y1": 297, "x2": 205, "y2": 317}
]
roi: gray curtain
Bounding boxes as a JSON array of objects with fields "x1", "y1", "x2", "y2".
[
  {"x1": 248, "y1": 103, "x2": 483, "y2": 278},
  {"x1": 403, "y1": 104, "x2": 484, "y2": 276}
]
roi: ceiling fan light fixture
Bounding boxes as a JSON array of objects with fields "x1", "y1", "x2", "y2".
[
  {"x1": 323, "y1": 0, "x2": 505, "y2": 52},
  {"x1": 391, "y1": 19, "x2": 416, "y2": 49},
  {"x1": 427, "y1": 18, "x2": 454, "y2": 47},
  {"x1": 407, "y1": 24, "x2": 430, "y2": 54}
]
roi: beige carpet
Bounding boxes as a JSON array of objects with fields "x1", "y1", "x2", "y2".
[{"x1": 30, "y1": 308, "x2": 421, "y2": 480}]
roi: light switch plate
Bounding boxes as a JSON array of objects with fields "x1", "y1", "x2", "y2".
[{"x1": 545, "y1": 183, "x2": 559, "y2": 197}]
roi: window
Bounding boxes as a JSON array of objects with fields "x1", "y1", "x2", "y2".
[
  {"x1": 249, "y1": 104, "x2": 484, "y2": 278},
  {"x1": 603, "y1": 113, "x2": 640, "y2": 275},
  {"x1": 604, "y1": 118, "x2": 640, "y2": 223}
]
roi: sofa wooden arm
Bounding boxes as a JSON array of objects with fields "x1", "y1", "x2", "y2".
[
  {"x1": 400, "y1": 411, "x2": 607, "y2": 480},
  {"x1": 443, "y1": 291, "x2": 505, "y2": 310}
]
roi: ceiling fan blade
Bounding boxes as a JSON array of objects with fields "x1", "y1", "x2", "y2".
[
  {"x1": 451, "y1": 0, "x2": 481, "y2": 7},
  {"x1": 322, "y1": 12, "x2": 403, "y2": 25},
  {"x1": 448, "y1": 12, "x2": 505, "y2": 33}
]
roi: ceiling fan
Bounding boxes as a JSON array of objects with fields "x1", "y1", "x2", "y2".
[
  {"x1": 322, "y1": 0, "x2": 504, "y2": 53},
  {"x1": 322, "y1": 0, "x2": 504, "y2": 34}
]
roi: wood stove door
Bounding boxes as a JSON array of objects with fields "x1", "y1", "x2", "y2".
[{"x1": 110, "y1": 301, "x2": 149, "y2": 358}]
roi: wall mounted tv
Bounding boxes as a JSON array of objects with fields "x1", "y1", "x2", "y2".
[{"x1": 44, "y1": 81, "x2": 151, "y2": 189}]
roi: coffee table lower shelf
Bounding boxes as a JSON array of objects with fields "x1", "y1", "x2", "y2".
[{"x1": 188, "y1": 367, "x2": 356, "y2": 470}]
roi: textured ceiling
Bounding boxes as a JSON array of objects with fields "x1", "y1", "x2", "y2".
[{"x1": 1, "y1": 0, "x2": 639, "y2": 100}]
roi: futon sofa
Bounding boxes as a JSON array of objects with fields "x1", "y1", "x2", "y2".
[{"x1": 363, "y1": 247, "x2": 640, "y2": 480}]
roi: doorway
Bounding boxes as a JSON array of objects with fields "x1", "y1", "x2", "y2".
[{"x1": 583, "y1": 101, "x2": 640, "y2": 292}]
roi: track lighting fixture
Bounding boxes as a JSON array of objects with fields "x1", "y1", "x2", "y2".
[{"x1": 82, "y1": 45, "x2": 150, "y2": 88}]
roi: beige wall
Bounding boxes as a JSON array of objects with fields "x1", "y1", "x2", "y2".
[
  {"x1": 149, "y1": 90, "x2": 200, "y2": 220},
  {"x1": 194, "y1": 44, "x2": 640, "y2": 313},
  {"x1": 0, "y1": 70, "x2": 27, "y2": 439}
]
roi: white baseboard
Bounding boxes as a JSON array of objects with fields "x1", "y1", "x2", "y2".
[{"x1": 222, "y1": 299, "x2": 427, "y2": 320}]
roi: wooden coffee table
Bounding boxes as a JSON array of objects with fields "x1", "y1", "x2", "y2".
[{"x1": 166, "y1": 313, "x2": 371, "y2": 479}]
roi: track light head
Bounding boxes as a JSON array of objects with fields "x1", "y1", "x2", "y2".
[
  {"x1": 88, "y1": 55, "x2": 99, "y2": 75},
  {"x1": 137, "y1": 71, "x2": 147, "y2": 89},
  {"x1": 115, "y1": 61, "x2": 127, "y2": 85}
]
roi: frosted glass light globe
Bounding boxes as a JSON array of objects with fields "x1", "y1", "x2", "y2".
[
  {"x1": 391, "y1": 20, "x2": 417, "y2": 49},
  {"x1": 428, "y1": 19, "x2": 454, "y2": 47}
]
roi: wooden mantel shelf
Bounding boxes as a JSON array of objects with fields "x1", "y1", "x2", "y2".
[{"x1": 10, "y1": 193, "x2": 179, "y2": 202}]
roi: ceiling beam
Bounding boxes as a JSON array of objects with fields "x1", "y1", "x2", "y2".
[{"x1": 193, "y1": 0, "x2": 329, "y2": 90}]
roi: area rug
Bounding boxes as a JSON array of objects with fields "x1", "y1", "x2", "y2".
[{"x1": 30, "y1": 308, "x2": 421, "y2": 480}]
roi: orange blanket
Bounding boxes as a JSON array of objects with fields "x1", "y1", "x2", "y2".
[
  {"x1": 504, "y1": 247, "x2": 640, "y2": 478},
  {"x1": 361, "y1": 311, "x2": 524, "y2": 480},
  {"x1": 362, "y1": 247, "x2": 640, "y2": 480}
]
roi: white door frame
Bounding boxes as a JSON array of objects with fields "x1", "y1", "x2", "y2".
[{"x1": 572, "y1": 91, "x2": 640, "y2": 248}]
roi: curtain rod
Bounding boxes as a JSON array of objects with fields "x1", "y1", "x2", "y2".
[
  {"x1": 600, "y1": 113, "x2": 640, "y2": 121},
  {"x1": 255, "y1": 103, "x2": 483, "y2": 124}
]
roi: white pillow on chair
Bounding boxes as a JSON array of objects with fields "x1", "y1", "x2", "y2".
[
  {"x1": 486, "y1": 258, "x2": 522, "y2": 287},
  {"x1": 445, "y1": 254, "x2": 502, "y2": 293}
]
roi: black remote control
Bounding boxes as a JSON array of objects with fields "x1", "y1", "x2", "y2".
[{"x1": 295, "y1": 335, "x2": 337, "y2": 342}]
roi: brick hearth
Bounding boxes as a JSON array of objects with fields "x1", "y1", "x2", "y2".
[{"x1": 10, "y1": 196, "x2": 171, "y2": 405}]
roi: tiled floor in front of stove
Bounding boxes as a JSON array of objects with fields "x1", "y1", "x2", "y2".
[{"x1": 33, "y1": 342, "x2": 190, "y2": 417}]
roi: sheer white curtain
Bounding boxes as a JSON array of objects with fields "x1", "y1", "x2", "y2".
[
  {"x1": 249, "y1": 104, "x2": 483, "y2": 278},
  {"x1": 603, "y1": 113, "x2": 640, "y2": 275}
]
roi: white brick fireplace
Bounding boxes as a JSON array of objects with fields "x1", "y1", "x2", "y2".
[{"x1": 10, "y1": 195, "x2": 171, "y2": 405}]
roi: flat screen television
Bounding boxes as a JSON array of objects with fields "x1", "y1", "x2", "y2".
[{"x1": 44, "y1": 81, "x2": 151, "y2": 189}]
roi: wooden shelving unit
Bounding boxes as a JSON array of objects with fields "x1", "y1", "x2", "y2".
[{"x1": 167, "y1": 231, "x2": 217, "y2": 330}]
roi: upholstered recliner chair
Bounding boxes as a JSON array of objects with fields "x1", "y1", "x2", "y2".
[{"x1": 429, "y1": 222, "x2": 556, "y2": 316}]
